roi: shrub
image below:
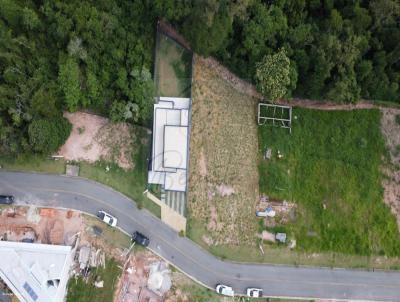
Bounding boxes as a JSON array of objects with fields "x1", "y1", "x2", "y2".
[
  {"x1": 395, "y1": 114, "x2": 400, "y2": 126},
  {"x1": 28, "y1": 117, "x2": 72, "y2": 154}
]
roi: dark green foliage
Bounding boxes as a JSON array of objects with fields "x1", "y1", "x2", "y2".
[
  {"x1": 1, "y1": 0, "x2": 399, "y2": 156},
  {"x1": 197, "y1": 0, "x2": 399, "y2": 104},
  {"x1": 182, "y1": 1, "x2": 232, "y2": 57},
  {"x1": 59, "y1": 58, "x2": 82, "y2": 112},
  {"x1": 259, "y1": 109, "x2": 400, "y2": 256},
  {"x1": 255, "y1": 48, "x2": 291, "y2": 100},
  {"x1": 0, "y1": 0, "x2": 161, "y2": 156},
  {"x1": 28, "y1": 117, "x2": 71, "y2": 153}
]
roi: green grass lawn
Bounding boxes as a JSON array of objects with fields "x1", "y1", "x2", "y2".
[
  {"x1": 0, "y1": 154, "x2": 66, "y2": 174},
  {"x1": 259, "y1": 108, "x2": 400, "y2": 256},
  {"x1": 155, "y1": 33, "x2": 192, "y2": 98},
  {"x1": 67, "y1": 258, "x2": 121, "y2": 302}
]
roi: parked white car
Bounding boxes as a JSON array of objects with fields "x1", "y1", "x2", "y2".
[
  {"x1": 246, "y1": 287, "x2": 263, "y2": 297},
  {"x1": 96, "y1": 210, "x2": 117, "y2": 227},
  {"x1": 215, "y1": 284, "x2": 234, "y2": 297}
]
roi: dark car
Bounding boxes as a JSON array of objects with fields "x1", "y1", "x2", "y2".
[
  {"x1": 0, "y1": 195, "x2": 14, "y2": 205},
  {"x1": 131, "y1": 231, "x2": 150, "y2": 247},
  {"x1": 21, "y1": 238, "x2": 34, "y2": 243}
]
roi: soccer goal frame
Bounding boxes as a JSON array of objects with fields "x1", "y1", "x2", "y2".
[{"x1": 258, "y1": 103, "x2": 292, "y2": 133}]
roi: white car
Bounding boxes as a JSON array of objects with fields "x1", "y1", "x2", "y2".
[
  {"x1": 246, "y1": 287, "x2": 263, "y2": 297},
  {"x1": 97, "y1": 210, "x2": 117, "y2": 227},
  {"x1": 215, "y1": 284, "x2": 234, "y2": 297}
]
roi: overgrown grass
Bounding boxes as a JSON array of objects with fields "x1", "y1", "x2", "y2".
[
  {"x1": 178, "y1": 282, "x2": 221, "y2": 302},
  {"x1": 259, "y1": 108, "x2": 400, "y2": 256},
  {"x1": 83, "y1": 215, "x2": 132, "y2": 249},
  {"x1": 187, "y1": 218, "x2": 400, "y2": 269},
  {"x1": 67, "y1": 258, "x2": 121, "y2": 302}
]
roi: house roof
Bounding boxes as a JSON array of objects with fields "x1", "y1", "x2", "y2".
[
  {"x1": 0, "y1": 241, "x2": 73, "y2": 302},
  {"x1": 149, "y1": 97, "x2": 191, "y2": 193},
  {"x1": 163, "y1": 126, "x2": 188, "y2": 169}
]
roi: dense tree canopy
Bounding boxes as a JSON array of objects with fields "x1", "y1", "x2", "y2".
[
  {"x1": 0, "y1": 0, "x2": 399, "y2": 155},
  {"x1": 28, "y1": 117, "x2": 71, "y2": 153},
  {"x1": 0, "y1": 0, "x2": 159, "y2": 154},
  {"x1": 256, "y1": 48, "x2": 291, "y2": 101}
]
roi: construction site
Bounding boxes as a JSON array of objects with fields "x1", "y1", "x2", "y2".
[{"x1": 0, "y1": 206, "x2": 174, "y2": 302}]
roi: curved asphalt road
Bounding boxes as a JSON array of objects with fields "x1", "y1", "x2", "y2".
[{"x1": 1, "y1": 171, "x2": 400, "y2": 301}]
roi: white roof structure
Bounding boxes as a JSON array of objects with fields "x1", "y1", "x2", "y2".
[
  {"x1": 0, "y1": 241, "x2": 74, "y2": 302},
  {"x1": 163, "y1": 126, "x2": 188, "y2": 169},
  {"x1": 148, "y1": 97, "x2": 191, "y2": 193}
]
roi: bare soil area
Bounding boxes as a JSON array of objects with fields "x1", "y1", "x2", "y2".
[
  {"x1": 114, "y1": 251, "x2": 166, "y2": 302},
  {"x1": 380, "y1": 108, "x2": 400, "y2": 229},
  {"x1": 188, "y1": 54, "x2": 259, "y2": 245},
  {"x1": 59, "y1": 112, "x2": 136, "y2": 170},
  {"x1": 0, "y1": 207, "x2": 83, "y2": 244}
]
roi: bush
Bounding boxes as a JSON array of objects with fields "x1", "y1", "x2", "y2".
[
  {"x1": 28, "y1": 117, "x2": 72, "y2": 154},
  {"x1": 396, "y1": 114, "x2": 400, "y2": 126}
]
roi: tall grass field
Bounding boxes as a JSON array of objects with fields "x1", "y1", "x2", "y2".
[{"x1": 259, "y1": 108, "x2": 400, "y2": 256}]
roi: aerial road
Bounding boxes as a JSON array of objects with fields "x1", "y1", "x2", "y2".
[{"x1": 1, "y1": 170, "x2": 400, "y2": 301}]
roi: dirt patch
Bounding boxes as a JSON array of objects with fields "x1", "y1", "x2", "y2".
[
  {"x1": 216, "y1": 184, "x2": 235, "y2": 197},
  {"x1": 59, "y1": 112, "x2": 137, "y2": 170},
  {"x1": 207, "y1": 206, "x2": 223, "y2": 232},
  {"x1": 278, "y1": 98, "x2": 377, "y2": 110},
  {"x1": 380, "y1": 108, "x2": 400, "y2": 229},
  {"x1": 95, "y1": 122, "x2": 136, "y2": 170},
  {"x1": 114, "y1": 251, "x2": 166, "y2": 302},
  {"x1": 259, "y1": 230, "x2": 275, "y2": 242},
  {"x1": 198, "y1": 148, "x2": 207, "y2": 177},
  {"x1": 188, "y1": 54, "x2": 259, "y2": 245},
  {"x1": 59, "y1": 112, "x2": 108, "y2": 162}
]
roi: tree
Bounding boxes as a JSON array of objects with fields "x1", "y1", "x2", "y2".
[
  {"x1": 21, "y1": 7, "x2": 41, "y2": 31},
  {"x1": 28, "y1": 118, "x2": 71, "y2": 154},
  {"x1": 182, "y1": 1, "x2": 232, "y2": 56},
  {"x1": 255, "y1": 48, "x2": 292, "y2": 101},
  {"x1": 86, "y1": 70, "x2": 102, "y2": 107},
  {"x1": 30, "y1": 87, "x2": 58, "y2": 118},
  {"x1": 110, "y1": 101, "x2": 139, "y2": 123},
  {"x1": 58, "y1": 58, "x2": 82, "y2": 112}
]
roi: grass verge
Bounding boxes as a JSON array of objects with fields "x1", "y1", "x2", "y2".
[
  {"x1": 187, "y1": 218, "x2": 400, "y2": 270},
  {"x1": 66, "y1": 258, "x2": 121, "y2": 302}
]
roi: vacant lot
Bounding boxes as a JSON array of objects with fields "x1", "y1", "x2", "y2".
[
  {"x1": 259, "y1": 108, "x2": 400, "y2": 256},
  {"x1": 0, "y1": 113, "x2": 160, "y2": 217},
  {"x1": 60, "y1": 112, "x2": 141, "y2": 170},
  {"x1": 381, "y1": 108, "x2": 400, "y2": 228},
  {"x1": 188, "y1": 55, "x2": 259, "y2": 245},
  {"x1": 155, "y1": 33, "x2": 192, "y2": 97}
]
